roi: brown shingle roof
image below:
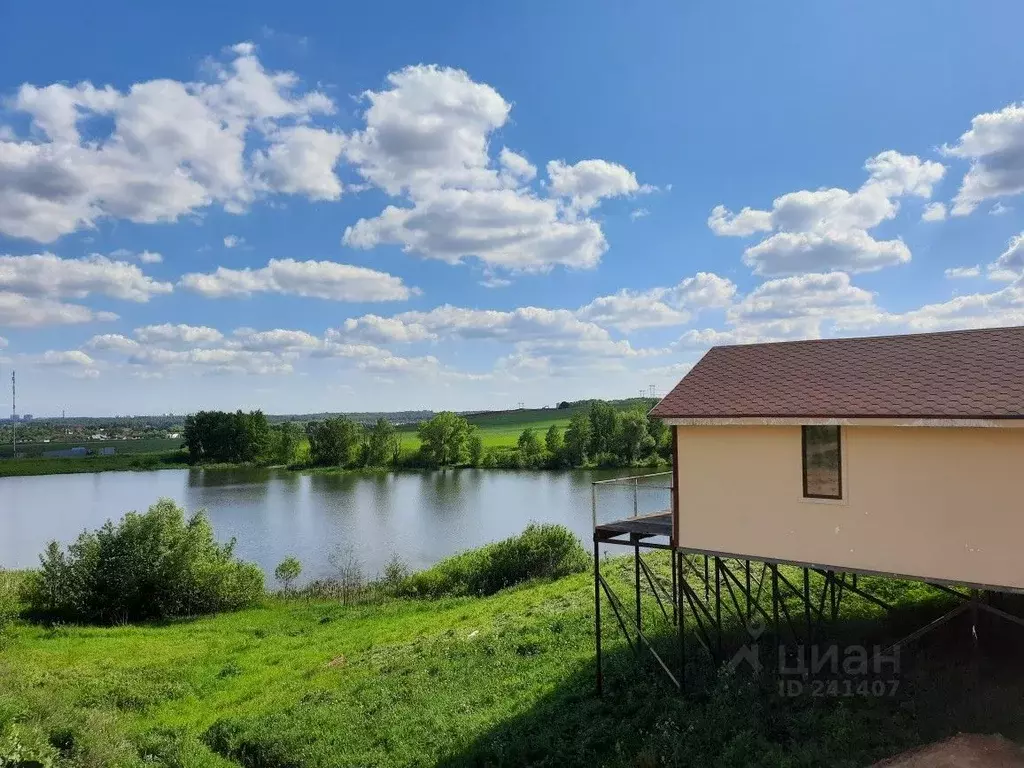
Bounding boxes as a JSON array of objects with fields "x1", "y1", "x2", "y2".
[{"x1": 650, "y1": 326, "x2": 1024, "y2": 420}]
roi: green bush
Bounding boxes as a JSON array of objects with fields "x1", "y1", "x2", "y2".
[
  {"x1": 21, "y1": 499, "x2": 264, "y2": 624},
  {"x1": 0, "y1": 571, "x2": 21, "y2": 639},
  {"x1": 274, "y1": 556, "x2": 302, "y2": 591},
  {"x1": 398, "y1": 524, "x2": 588, "y2": 598},
  {"x1": 0, "y1": 721, "x2": 58, "y2": 768}
]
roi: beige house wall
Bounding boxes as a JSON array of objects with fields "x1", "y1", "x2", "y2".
[{"x1": 674, "y1": 424, "x2": 1024, "y2": 590}]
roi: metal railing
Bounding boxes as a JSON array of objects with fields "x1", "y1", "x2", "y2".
[{"x1": 591, "y1": 471, "x2": 673, "y2": 530}]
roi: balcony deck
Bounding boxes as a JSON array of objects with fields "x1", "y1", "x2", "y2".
[{"x1": 594, "y1": 510, "x2": 672, "y2": 543}]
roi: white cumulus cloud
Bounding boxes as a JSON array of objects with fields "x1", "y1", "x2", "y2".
[
  {"x1": 547, "y1": 158, "x2": 641, "y2": 213},
  {"x1": 180, "y1": 258, "x2": 416, "y2": 301},
  {"x1": 0, "y1": 253, "x2": 172, "y2": 301},
  {"x1": 987, "y1": 232, "x2": 1024, "y2": 281},
  {"x1": 945, "y1": 102, "x2": 1024, "y2": 216},
  {"x1": 340, "y1": 64, "x2": 642, "y2": 273},
  {"x1": 0, "y1": 292, "x2": 117, "y2": 328},
  {"x1": 135, "y1": 323, "x2": 225, "y2": 346},
  {"x1": 0, "y1": 44, "x2": 335, "y2": 242},
  {"x1": 253, "y1": 125, "x2": 346, "y2": 200},
  {"x1": 577, "y1": 273, "x2": 736, "y2": 332},
  {"x1": 945, "y1": 265, "x2": 981, "y2": 279},
  {"x1": 344, "y1": 188, "x2": 607, "y2": 271},
  {"x1": 710, "y1": 150, "x2": 943, "y2": 276},
  {"x1": 921, "y1": 202, "x2": 947, "y2": 222}
]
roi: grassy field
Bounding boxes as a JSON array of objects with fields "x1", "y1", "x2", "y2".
[
  {"x1": 396, "y1": 401, "x2": 649, "y2": 451},
  {"x1": 397, "y1": 410, "x2": 575, "y2": 450},
  {"x1": 0, "y1": 437, "x2": 183, "y2": 459},
  {"x1": 0, "y1": 450, "x2": 189, "y2": 478},
  {"x1": 2, "y1": 557, "x2": 1023, "y2": 767}
]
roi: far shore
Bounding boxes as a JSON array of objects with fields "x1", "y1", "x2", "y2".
[{"x1": 0, "y1": 452, "x2": 669, "y2": 479}]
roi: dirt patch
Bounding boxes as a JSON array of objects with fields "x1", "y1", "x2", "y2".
[{"x1": 873, "y1": 734, "x2": 1024, "y2": 768}]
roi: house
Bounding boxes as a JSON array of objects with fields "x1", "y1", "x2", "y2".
[
  {"x1": 592, "y1": 325, "x2": 1024, "y2": 693},
  {"x1": 649, "y1": 325, "x2": 1024, "y2": 592}
]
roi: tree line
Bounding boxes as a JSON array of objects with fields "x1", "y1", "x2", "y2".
[
  {"x1": 484, "y1": 401, "x2": 668, "y2": 469},
  {"x1": 183, "y1": 400, "x2": 670, "y2": 470},
  {"x1": 183, "y1": 411, "x2": 300, "y2": 465}
]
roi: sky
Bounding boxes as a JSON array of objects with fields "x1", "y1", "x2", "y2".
[{"x1": 1, "y1": 1, "x2": 1023, "y2": 417}]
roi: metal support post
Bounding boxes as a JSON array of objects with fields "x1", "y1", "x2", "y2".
[
  {"x1": 594, "y1": 538, "x2": 602, "y2": 696},
  {"x1": 634, "y1": 541, "x2": 642, "y2": 635}
]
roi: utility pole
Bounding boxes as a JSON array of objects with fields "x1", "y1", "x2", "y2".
[{"x1": 11, "y1": 370, "x2": 16, "y2": 457}]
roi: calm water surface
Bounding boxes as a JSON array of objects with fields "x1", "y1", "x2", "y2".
[{"x1": 0, "y1": 467, "x2": 670, "y2": 580}]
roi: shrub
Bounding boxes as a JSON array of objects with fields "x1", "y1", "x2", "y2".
[
  {"x1": 0, "y1": 721, "x2": 58, "y2": 768},
  {"x1": 380, "y1": 554, "x2": 410, "y2": 591},
  {"x1": 398, "y1": 524, "x2": 588, "y2": 598},
  {"x1": 274, "y1": 556, "x2": 302, "y2": 592},
  {"x1": 21, "y1": 499, "x2": 264, "y2": 624},
  {"x1": 0, "y1": 570, "x2": 21, "y2": 638}
]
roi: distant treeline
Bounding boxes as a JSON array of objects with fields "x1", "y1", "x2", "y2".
[
  {"x1": 182, "y1": 400, "x2": 670, "y2": 471},
  {"x1": 302, "y1": 403, "x2": 668, "y2": 470},
  {"x1": 480, "y1": 402, "x2": 670, "y2": 470}
]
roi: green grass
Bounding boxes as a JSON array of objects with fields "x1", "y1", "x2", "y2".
[
  {"x1": 0, "y1": 450, "x2": 189, "y2": 478},
  {"x1": 397, "y1": 416, "x2": 572, "y2": 451},
  {"x1": 396, "y1": 403, "x2": 643, "y2": 451},
  {"x1": 2, "y1": 557, "x2": 1023, "y2": 767}
]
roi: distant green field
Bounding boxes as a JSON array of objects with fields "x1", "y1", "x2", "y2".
[
  {"x1": 0, "y1": 437, "x2": 183, "y2": 459},
  {"x1": 396, "y1": 402, "x2": 651, "y2": 452},
  {"x1": 397, "y1": 408, "x2": 579, "y2": 450},
  {"x1": 0, "y1": 450, "x2": 189, "y2": 477}
]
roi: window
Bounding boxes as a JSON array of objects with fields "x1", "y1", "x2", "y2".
[{"x1": 802, "y1": 425, "x2": 842, "y2": 499}]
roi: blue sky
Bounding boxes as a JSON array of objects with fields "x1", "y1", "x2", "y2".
[{"x1": 1, "y1": 1, "x2": 1023, "y2": 416}]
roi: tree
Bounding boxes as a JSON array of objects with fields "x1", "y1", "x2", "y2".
[
  {"x1": 545, "y1": 424, "x2": 564, "y2": 456},
  {"x1": 364, "y1": 418, "x2": 400, "y2": 467},
  {"x1": 588, "y1": 401, "x2": 620, "y2": 457},
  {"x1": 237, "y1": 410, "x2": 271, "y2": 463},
  {"x1": 417, "y1": 412, "x2": 472, "y2": 466},
  {"x1": 271, "y1": 421, "x2": 301, "y2": 465},
  {"x1": 647, "y1": 413, "x2": 668, "y2": 447},
  {"x1": 183, "y1": 410, "x2": 271, "y2": 464},
  {"x1": 544, "y1": 424, "x2": 564, "y2": 454},
  {"x1": 563, "y1": 411, "x2": 591, "y2": 466},
  {"x1": 468, "y1": 434, "x2": 484, "y2": 466},
  {"x1": 274, "y1": 555, "x2": 302, "y2": 591},
  {"x1": 617, "y1": 407, "x2": 656, "y2": 463},
  {"x1": 517, "y1": 428, "x2": 543, "y2": 467},
  {"x1": 306, "y1": 417, "x2": 363, "y2": 467}
]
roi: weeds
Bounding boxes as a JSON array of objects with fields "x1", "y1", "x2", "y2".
[{"x1": 398, "y1": 523, "x2": 588, "y2": 598}]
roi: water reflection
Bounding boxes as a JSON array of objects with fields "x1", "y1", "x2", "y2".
[{"x1": 0, "y1": 466, "x2": 670, "y2": 581}]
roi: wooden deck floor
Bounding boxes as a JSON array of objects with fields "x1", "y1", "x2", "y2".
[{"x1": 594, "y1": 510, "x2": 672, "y2": 542}]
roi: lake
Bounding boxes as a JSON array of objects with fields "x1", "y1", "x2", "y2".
[{"x1": 0, "y1": 467, "x2": 671, "y2": 580}]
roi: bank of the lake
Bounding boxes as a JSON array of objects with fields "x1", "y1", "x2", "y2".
[
  {"x1": 0, "y1": 450, "x2": 190, "y2": 478},
  {"x1": 3, "y1": 561, "x2": 1021, "y2": 768}
]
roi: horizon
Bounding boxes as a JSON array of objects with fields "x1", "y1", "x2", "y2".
[{"x1": 2, "y1": 1, "x2": 1024, "y2": 417}]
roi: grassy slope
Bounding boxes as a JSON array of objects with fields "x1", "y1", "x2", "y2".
[
  {"x1": 398, "y1": 414, "x2": 574, "y2": 450},
  {"x1": 397, "y1": 401, "x2": 649, "y2": 451},
  {"x1": 3, "y1": 559, "x2": 1023, "y2": 767}
]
